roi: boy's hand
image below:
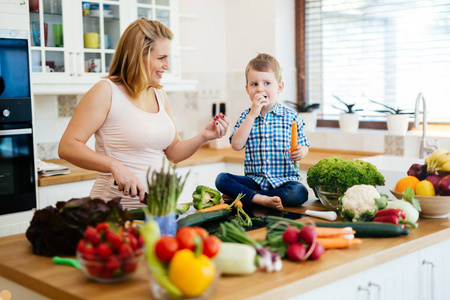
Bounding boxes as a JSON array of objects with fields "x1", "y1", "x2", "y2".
[
  {"x1": 249, "y1": 93, "x2": 268, "y2": 117},
  {"x1": 289, "y1": 145, "x2": 309, "y2": 162}
]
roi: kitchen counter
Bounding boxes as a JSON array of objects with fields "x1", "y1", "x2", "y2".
[
  {"x1": 1, "y1": 201, "x2": 450, "y2": 300},
  {"x1": 38, "y1": 147, "x2": 382, "y2": 186}
]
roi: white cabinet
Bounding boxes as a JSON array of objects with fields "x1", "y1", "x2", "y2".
[
  {"x1": 28, "y1": 0, "x2": 190, "y2": 94},
  {"x1": 0, "y1": 0, "x2": 29, "y2": 30},
  {"x1": 419, "y1": 239, "x2": 450, "y2": 300}
]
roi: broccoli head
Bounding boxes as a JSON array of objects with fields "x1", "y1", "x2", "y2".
[{"x1": 306, "y1": 156, "x2": 385, "y2": 196}]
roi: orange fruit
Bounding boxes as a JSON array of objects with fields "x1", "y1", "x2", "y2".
[
  {"x1": 415, "y1": 180, "x2": 436, "y2": 196},
  {"x1": 395, "y1": 176, "x2": 420, "y2": 193}
]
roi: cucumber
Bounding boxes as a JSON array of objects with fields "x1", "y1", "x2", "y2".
[
  {"x1": 128, "y1": 208, "x2": 145, "y2": 220},
  {"x1": 177, "y1": 209, "x2": 230, "y2": 227},
  {"x1": 315, "y1": 222, "x2": 409, "y2": 238}
]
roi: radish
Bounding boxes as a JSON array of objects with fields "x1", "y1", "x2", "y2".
[
  {"x1": 282, "y1": 226, "x2": 300, "y2": 244},
  {"x1": 286, "y1": 243, "x2": 306, "y2": 261},
  {"x1": 298, "y1": 225, "x2": 317, "y2": 245},
  {"x1": 307, "y1": 242, "x2": 325, "y2": 260}
]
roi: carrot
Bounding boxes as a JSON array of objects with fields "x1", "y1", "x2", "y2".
[
  {"x1": 291, "y1": 121, "x2": 298, "y2": 169},
  {"x1": 234, "y1": 200, "x2": 243, "y2": 208},
  {"x1": 198, "y1": 203, "x2": 230, "y2": 213},
  {"x1": 315, "y1": 227, "x2": 356, "y2": 238},
  {"x1": 316, "y1": 237, "x2": 362, "y2": 249}
]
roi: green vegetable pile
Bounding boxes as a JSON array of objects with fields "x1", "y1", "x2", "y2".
[{"x1": 306, "y1": 156, "x2": 385, "y2": 195}]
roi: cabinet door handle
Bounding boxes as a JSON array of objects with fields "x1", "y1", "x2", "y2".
[
  {"x1": 357, "y1": 286, "x2": 371, "y2": 300},
  {"x1": 77, "y1": 53, "x2": 83, "y2": 76},
  {"x1": 422, "y1": 260, "x2": 435, "y2": 300},
  {"x1": 69, "y1": 52, "x2": 75, "y2": 76},
  {"x1": 368, "y1": 282, "x2": 381, "y2": 300}
]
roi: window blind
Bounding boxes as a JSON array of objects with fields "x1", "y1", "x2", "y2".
[{"x1": 305, "y1": 0, "x2": 450, "y2": 121}]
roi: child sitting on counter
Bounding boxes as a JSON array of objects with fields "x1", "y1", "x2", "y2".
[{"x1": 215, "y1": 53, "x2": 310, "y2": 211}]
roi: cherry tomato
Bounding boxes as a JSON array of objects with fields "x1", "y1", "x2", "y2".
[
  {"x1": 191, "y1": 226, "x2": 208, "y2": 240},
  {"x1": 202, "y1": 236, "x2": 221, "y2": 258},
  {"x1": 176, "y1": 227, "x2": 197, "y2": 250},
  {"x1": 154, "y1": 236, "x2": 179, "y2": 262}
]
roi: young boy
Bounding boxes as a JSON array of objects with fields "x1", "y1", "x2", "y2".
[{"x1": 215, "y1": 53, "x2": 310, "y2": 211}]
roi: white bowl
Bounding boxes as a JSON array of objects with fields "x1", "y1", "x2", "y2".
[{"x1": 389, "y1": 186, "x2": 450, "y2": 218}]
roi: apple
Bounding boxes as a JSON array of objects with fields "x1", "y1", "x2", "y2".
[
  {"x1": 424, "y1": 174, "x2": 442, "y2": 188},
  {"x1": 407, "y1": 164, "x2": 428, "y2": 180},
  {"x1": 435, "y1": 175, "x2": 450, "y2": 196}
]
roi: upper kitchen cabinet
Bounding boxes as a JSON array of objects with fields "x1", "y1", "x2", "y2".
[{"x1": 29, "y1": 0, "x2": 196, "y2": 95}]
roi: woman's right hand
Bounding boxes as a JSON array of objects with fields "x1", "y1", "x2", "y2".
[{"x1": 111, "y1": 162, "x2": 146, "y2": 202}]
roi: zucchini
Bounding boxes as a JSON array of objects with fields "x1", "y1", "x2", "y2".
[
  {"x1": 177, "y1": 209, "x2": 230, "y2": 227},
  {"x1": 315, "y1": 222, "x2": 409, "y2": 238},
  {"x1": 128, "y1": 208, "x2": 145, "y2": 220}
]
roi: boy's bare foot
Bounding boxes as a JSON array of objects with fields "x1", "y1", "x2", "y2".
[
  {"x1": 252, "y1": 195, "x2": 284, "y2": 211},
  {"x1": 221, "y1": 194, "x2": 234, "y2": 203}
]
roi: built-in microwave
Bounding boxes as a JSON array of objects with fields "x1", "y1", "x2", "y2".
[{"x1": 0, "y1": 29, "x2": 36, "y2": 215}]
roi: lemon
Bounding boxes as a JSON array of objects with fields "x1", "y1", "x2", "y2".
[{"x1": 415, "y1": 180, "x2": 435, "y2": 196}]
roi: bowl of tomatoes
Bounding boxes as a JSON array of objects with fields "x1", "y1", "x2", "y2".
[{"x1": 76, "y1": 221, "x2": 144, "y2": 283}]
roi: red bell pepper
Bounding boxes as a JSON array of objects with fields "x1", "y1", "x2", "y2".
[{"x1": 374, "y1": 209, "x2": 418, "y2": 228}]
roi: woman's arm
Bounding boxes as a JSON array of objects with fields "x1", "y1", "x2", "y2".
[
  {"x1": 58, "y1": 81, "x2": 145, "y2": 199},
  {"x1": 161, "y1": 90, "x2": 229, "y2": 163}
]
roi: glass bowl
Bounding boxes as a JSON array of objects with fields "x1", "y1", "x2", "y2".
[
  {"x1": 389, "y1": 186, "x2": 450, "y2": 218},
  {"x1": 77, "y1": 250, "x2": 143, "y2": 283},
  {"x1": 316, "y1": 185, "x2": 342, "y2": 211},
  {"x1": 147, "y1": 262, "x2": 220, "y2": 300}
]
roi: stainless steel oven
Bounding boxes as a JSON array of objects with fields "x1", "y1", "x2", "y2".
[{"x1": 0, "y1": 29, "x2": 36, "y2": 215}]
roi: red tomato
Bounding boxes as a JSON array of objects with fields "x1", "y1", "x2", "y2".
[
  {"x1": 191, "y1": 226, "x2": 208, "y2": 240},
  {"x1": 154, "y1": 236, "x2": 179, "y2": 262},
  {"x1": 202, "y1": 236, "x2": 221, "y2": 258},
  {"x1": 176, "y1": 227, "x2": 197, "y2": 250}
]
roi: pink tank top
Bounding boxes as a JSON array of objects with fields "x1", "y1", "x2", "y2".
[{"x1": 90, "y1": 79, "x2": 176, "y2": 209}]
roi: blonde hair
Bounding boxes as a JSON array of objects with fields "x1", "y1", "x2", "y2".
[
  {"x1": 245, "y1": 53, "x2": 282, "y2": 84},
  {"x1": 107, "y1": 18, "x2": 173, "y2": 98}
]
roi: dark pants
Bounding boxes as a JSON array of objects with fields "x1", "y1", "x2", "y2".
[{"x1": 215, "y1": 172, "x2": 309, "y2": 207}]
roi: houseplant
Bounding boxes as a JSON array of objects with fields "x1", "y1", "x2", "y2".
[
  {"x1": 369, "y1": 99, "x2": 414, "y2": 136},
  {"x1": 285, "y1": 101, "x2": 320, "y2": 131},
  {"x1": 332, "y1": 96, "x2": 362, "y2": 133}
]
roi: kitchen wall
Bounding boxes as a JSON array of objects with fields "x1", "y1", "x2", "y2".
[{"x1": 32, "y1": 0, "x2": 450, "y2": 160}]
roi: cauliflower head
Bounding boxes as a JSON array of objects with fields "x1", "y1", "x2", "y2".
[{"x1": 339, "y1": 184, "x2": 388, "y2": 222}]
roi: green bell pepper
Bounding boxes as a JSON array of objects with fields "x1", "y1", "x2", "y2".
[{"x1": 192, "y1": 185, "x2": 221, "y2": 210}]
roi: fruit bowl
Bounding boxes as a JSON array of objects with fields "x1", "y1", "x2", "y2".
[
  {"x1": 389, "y1": 187, "x2": 450, "y2": 218},
  {"x1": 77, "y1": 250, "x2": 143, "y2": 283},
  {"x1": 316, "y1": 186, "x2": 342, "y2": 211}
]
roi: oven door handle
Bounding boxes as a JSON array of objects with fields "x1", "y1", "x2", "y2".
[{"x1": 0, "y1": 128, "x2": 32, "y2": 136}]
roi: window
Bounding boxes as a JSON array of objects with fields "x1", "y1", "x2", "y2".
[{"x1": 301, "y1": 0, "x2": 450, "y2": 122}]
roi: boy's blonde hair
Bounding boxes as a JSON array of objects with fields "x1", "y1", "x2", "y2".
[
  {"x1": 245, "y1": 53, "x2": 283, "y2": 84},
  {"x1": 107, "y1": 18, "x2": 173, "y2": 98}
]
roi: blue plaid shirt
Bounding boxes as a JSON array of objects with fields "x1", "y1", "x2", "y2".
[{"x1": 230, "y1": 102, "x2": 310, "y2": 190}]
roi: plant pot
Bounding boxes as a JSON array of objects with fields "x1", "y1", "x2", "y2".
[
  {"x1": 339, "y1": 113, "x2": 359, "y2": 133},
  {"x1": 387, "y1": 114, "x2": 410, "y2": 136},
  {"x1": 299, "y1": 111, "x2": 318, "y2": 131}
]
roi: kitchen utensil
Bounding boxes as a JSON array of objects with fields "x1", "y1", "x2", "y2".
[
  {"x1": 305, "y1": 210, "x2": 337, "y2": 221},
  {"x1": 315, "y1": 185, "x2": 342, "y2": 211},
  {"x1": 53, "y1": 256, "x2": 81, "y2": 269}
]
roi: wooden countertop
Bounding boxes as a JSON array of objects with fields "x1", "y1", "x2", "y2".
[
  {"x1": 1, "y1": 202, "x2": 449, "y2": 300},
  {"x1": 38, "y1": 147, "x2": 382, "y2": 187}
]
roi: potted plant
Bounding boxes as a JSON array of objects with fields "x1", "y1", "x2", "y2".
[
  {"x1": 369, "y1": 99, "x2": 413, "y2": 136},
  {"x1": 332, "y1": 96, "x2": 362, "y2": 133},
  {"x1": 285, "y1": 101, "x2": 320, "y2": 131}
]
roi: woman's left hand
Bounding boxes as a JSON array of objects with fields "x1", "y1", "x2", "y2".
[{"x1": 202, "y1": 113, "x2": 230, "y2": 141}]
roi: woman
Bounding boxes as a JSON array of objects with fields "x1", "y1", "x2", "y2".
[{"x1": 58, "y1": 18, "x2": 229, "y2": 209}]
